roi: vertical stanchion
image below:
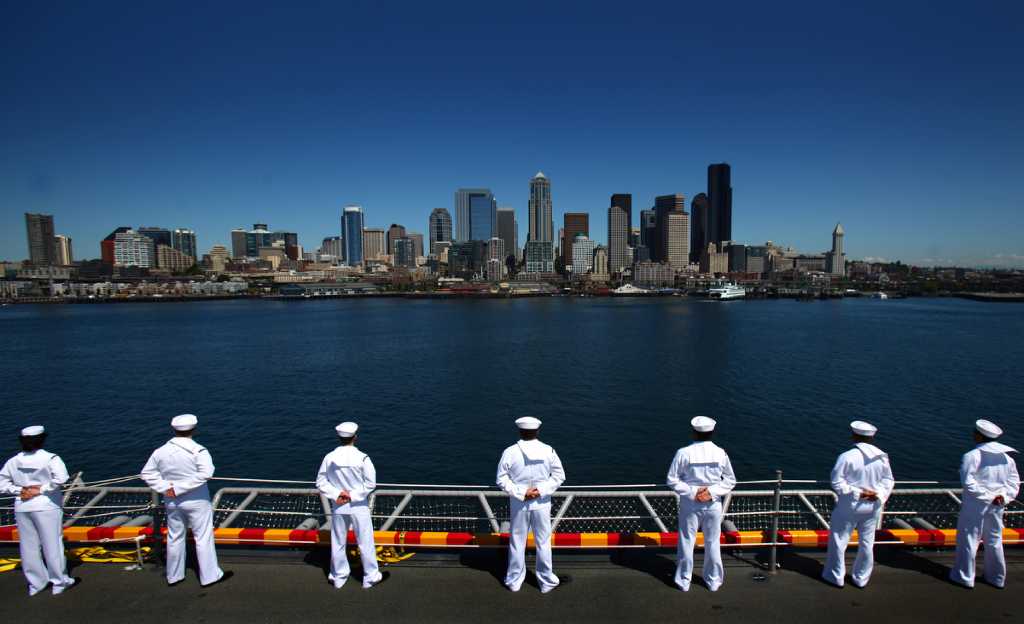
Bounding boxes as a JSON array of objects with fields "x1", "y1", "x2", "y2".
[
  {"x1": 150, "y1": 492, "x2": 165, "y2": 571},
  {"x1": 768, "y1": 469, "x2": 783, "y2": 575}
]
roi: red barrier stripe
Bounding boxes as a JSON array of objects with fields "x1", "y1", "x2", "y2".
[
  {"x1": 399, "y1": 531, "x2": 422, "y2": 545},
  {"x1": 553, "y1": 533, "x2": 581, "y2": 547},
  {"x1": 0, "y1": 525, "x2": 15, "y2": 540},
  {"x1": 446, "y1": 532, "x2": 475, "y2": 546},
  {"x1": 86, "y1": 527, "x2": 117, "y2": 540},
  {"x1": 237, "y1": 528, "x2": 266, "y2": 543},
  {"x1": 287, "y1": 529, "x2": 319, "y2": 543}
]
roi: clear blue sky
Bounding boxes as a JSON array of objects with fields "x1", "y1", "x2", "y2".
[{"x1": 2, "y1": 1, "x2": 1022, "y2": 266}]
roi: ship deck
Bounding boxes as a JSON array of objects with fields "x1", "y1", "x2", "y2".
[{"x1": 0, "y1": 548, "x2": 1020, "y2": 623}]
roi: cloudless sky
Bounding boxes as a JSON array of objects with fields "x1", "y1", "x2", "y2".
[{"x1": 2, "y1": 1, "x2": 1022, "y2": 266}]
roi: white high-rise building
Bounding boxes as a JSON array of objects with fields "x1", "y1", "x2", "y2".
[
  {"x1": 571, "y1": 235, "x2": 596, "y2": 276},
  {"x1": 54, "y1": 234, "x2": 73, "y2": 265},
  {"x1": 114, "y1": 230, "x2": 155, "y2": 268},
  {"x1": 486, "y1": 237, "x2": 506, "y2": 281}
]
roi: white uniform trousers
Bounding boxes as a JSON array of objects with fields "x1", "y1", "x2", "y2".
[
  {"x1": 675, "y1": 499, "x2": 724, "y2": 591},
  {"x1": 505, "y1": 500, "x2": 559, "y2": 592},
  {"x1": 951, "y1": 499, "x2": 1007, "y2": 588},
  {"x1": 165, "y1": 497, "x2": 223, "y2": 586},
  {"x1": 329, "y1": 506, "x2": 381, "y2": 588},
  {"x1": 823, "y1": 499, "x2": 881, "y2": 587},
  {"x1": 15, "y1": 509, "x2": 74, "y2": 595}
]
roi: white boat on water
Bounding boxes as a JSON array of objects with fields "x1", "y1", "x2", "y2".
[
  {"x1": 708, "y1": 283, "x2": 746, "y2": 300},
  {"x1": 871, "y1": 291, "x2": 889, "y2": 300},
  {"x1": 614, "y1": 284, "x2": 649, "y2": 295}
]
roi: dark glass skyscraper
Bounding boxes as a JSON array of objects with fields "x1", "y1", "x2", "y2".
[
  {"x1": 707, "y1": 163, "x2": 732, "y2": 247},
  {"x1": 689, "y1": 192, "x2": 708, "y2": 264},
  {"x1": 341, "y1": 205, "x2": 365, "y2": 265},
  {"x1": 24, "y1": 213, "x2": 56, "y2": 266},
  {"x1": 428, "y1": 208, "x2": 452, "y2": 255},
  {"x1": 496, "y1": 208, "x2": 517, "y2": 262},
  {"x1": 455, "y1": 188, "x2": 496, "y2": 242}
]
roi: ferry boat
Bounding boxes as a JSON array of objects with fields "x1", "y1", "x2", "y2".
[
  {"x1": 708, "y1": 283, "x2": 746, "y2": 300},
  {"x1": 871, "y1": 291, "x2": 889, "y2": 300}
]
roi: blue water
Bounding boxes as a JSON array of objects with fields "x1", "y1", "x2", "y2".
[{"x1": 1, "y1": 298, "x2": 1021, "y2": 486}]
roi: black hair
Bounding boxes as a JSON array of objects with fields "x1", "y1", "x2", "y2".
[
  {"x1": 519, "y1": 430, "x2": 539, "y2": 440},
  {"x1": 20, "y1": 434, "x2": 46, "y2": 452},
  {"x1": 693, "y1": 430, "x2": 713, "y2": 442},
  {"x1": 339, "y1": 436, "x2": 356, "y2": 445}
]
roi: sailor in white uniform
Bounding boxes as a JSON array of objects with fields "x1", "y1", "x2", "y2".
[
  {"x1": 0, "y1": 426, "x2": 77, "y2": 596},
  {"x1": 822, "y1": 420, "x2": 894, "y2": 588},
  {"x1": 140, "y1": 414, "x2": 227, "y2": 587},
  {"x1": 316, "y1": 421, "x2": 386, "y2": 589},
  {"x1": 666, "y1": 416, "x2": 737, "y2": 592},
  {"x1": 496, "y1": 416, "x2": 566, "y2": 593},
  {"x1": 950, "y1": 419, "x2": 1020, "y2": 589}
]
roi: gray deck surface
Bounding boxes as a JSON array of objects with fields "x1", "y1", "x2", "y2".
[{"x1": 0, "y1": 548, "x2": 1019, "y2": 623}]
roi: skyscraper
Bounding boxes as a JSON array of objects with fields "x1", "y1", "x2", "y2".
[
  {"x1": 486, "y1": 237, "x2": 506, "y2": 281},
  {"x1": 341, "y1": 205, "x2": 365, "y2": 265},
  {"x1": 362, "y1": 228, "x2": 385, "y2": 261},
  {"x1": 561, "y1": 213, "x2": 589, "y2": 267},
  {"x1": 138, "y1": 227, "x2": 173, "y2": 250},
  {"x1": 663, "y1": 212, "x2": 690, "y2": 270},
  {"x1": 610, "y1": 193, "x2": 632, "y2": 243},
  {"x1": 607, "y1": 204, "x2": 629, "y2": 274},
  {"x1": 408, "y1": 233, "x2": 425, "y2": 259},
  {"x1": 393, "y1": 237, "x2": 416, "y2": 268},
  {"x1": 640, "y1": 209, "x2": 657, "y2": 248},
  {"x1": 606, "y1": 193, "x2": 630, "y2": 264},
  {"x1": 172, "y1": 229, "x2": 197, "y2": 260},
  {"x1": 655, "y1": 192, "x2": 688, "y2": 264},
  {"x1": 528, "y1": 172, "x2": 553, "y2": 244},
  {"x1": 455, "y1": 188, "x2": 496, "y2": 242},
  {"x1": 428, "y1": 208, "x2": 452, "y2": 255},
  {"x1": 571, "y1": 235, "x2": 596, "y2": 276},
  {"x1": 707, "y1": 164, "x2": 732, "y2": 247},
  {"x1": 496, "y1": 207, "x2": 518, "y2": 262},
  {"x1": 689, "y1": 193, "x2": 709, "y2": 264},
  {"x1": 54, "y1": 235, "x2": 73, "y2": 265},
  {"x1": 320, "y1": 236, "x2": 343, "y2": 259},
  {"x1": 592, "y1": 246, "x2": 609, "y2": 277},
  {"x1": 827, "y1": 223, "x2": 846, "y2": 276},
  {"x1": 387, "y1": 224, "x2": 407, "y2": 255},
  {"x1": 24, "y1": 213, "x2": 56, "y2": 266},
  {"x1": 114, "y1": 230, "x2": 155, "y2": 268},
  {"x1": 230, "y1": 229, "x2": 248, "y2": 259},
  {"x1": 102, "y1": 227, "x2": 132, "y2": 264}
]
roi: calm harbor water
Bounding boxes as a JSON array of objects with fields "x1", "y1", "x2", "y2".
[{"x1": 1, "y1": 297, "x2": 1021, "y2": 487}]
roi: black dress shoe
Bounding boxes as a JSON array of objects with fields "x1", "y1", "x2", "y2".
[{"x1": 201, "y1": 570, "x2": 234, "y2": 588}]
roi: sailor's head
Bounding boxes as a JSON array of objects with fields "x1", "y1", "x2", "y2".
[
  {"x1": 336, "y1": 421, "x2": 358, "y2": 445},
  {"x1": 850, "y1": 421, "x2": 877, "y2": 443},
  {"x1": 515, "y1": 417, "x2": 541, "y2": 440},
  {"x1": 19, "y1": 425, "x2": 46, "y2": 452},
  {"x1": 171, "y1": 414, "x2": 198, "y2": 437},
  {"x1": 691, "y1": 416, "x2": 716, "y2": 441},
  {"x1": 974, "y1": 419, "x2": 1002, "y2": 443}
]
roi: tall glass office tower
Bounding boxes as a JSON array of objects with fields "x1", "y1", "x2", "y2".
[
  {"x1": 341, "y1": 205, "x2": 365, "y2": 265},
  {"x1": 455, "y1": 189, "x2": 496, "y2": 241},
  {"x1": 528, "y1": 172, "x2": 553, "y2": 243}
]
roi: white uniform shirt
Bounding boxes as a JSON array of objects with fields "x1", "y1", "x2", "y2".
[
  {"x1": 0, "y1": 450, "x2": 69, "y2": 512},
  {"x1": 141, "y1": 438, "x2": 214, "y2": 501},
  {"x1": 316, "y1": 445, "x2": 377, "y2": 512},
  {"x1": 830, "y1": 443, "x2": 895, "y2": 503},
  {"x1": 666, "y1": 441, "x2": 737, "y2": 501},
  {"x1": 960, "y1": 441, "x2": 1020, "y2": 505},
  {"x1": 496, "y1": 440, "x2": 566, "y2": 509}
]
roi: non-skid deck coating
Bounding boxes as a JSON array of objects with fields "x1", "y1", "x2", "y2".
[{"x1": 0, "y1": 549, "x2": 1019, "y2": 623}]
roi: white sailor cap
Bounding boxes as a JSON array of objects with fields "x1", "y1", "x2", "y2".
[
  {"x1": 976, "y1": 419, "x2": 1003, "y2": 439},
  {"x1": 20, "y1": 425, "x2": 45, "y2": 437},
  {"x1": 171, "y1": 414, "x2": 198, "y2": 431},
  {"x1": 336, "y1": 422, "x2": 359, "y2": 437},
  {"x1": 691, "y1": 416, "x2": 716, "y2": 433},
  {"x1": 515, "y1": 417, "x2": 542, "y2": 430},
  {"x1": 850, "y1": 420, "x2": 877, "y2": 436}
]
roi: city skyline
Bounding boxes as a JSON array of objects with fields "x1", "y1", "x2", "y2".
[{"x1": 2, "y1": 3, "x2": 1023, "y2": 268}]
